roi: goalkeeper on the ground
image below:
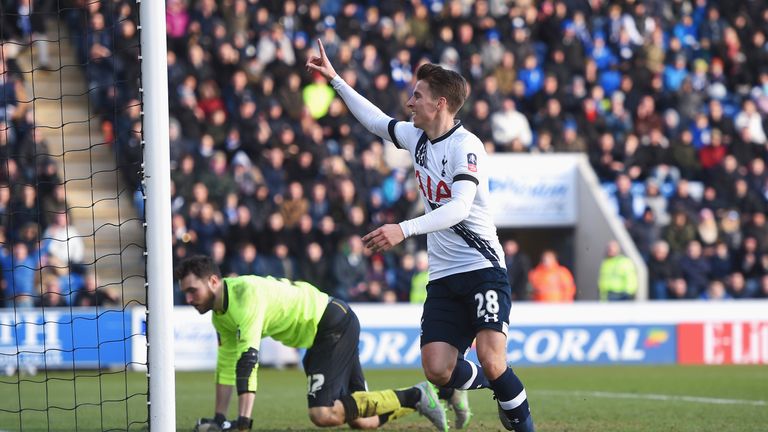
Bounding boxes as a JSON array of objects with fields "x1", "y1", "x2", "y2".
[{"x1": 176, "y1": 255, "x2": 467, "y2": 431}]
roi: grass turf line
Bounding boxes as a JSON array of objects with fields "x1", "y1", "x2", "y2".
[{"x1": 0, "y1": 365, "x2": 766, "y2": 431}]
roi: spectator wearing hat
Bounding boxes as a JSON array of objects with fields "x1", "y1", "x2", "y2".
[
  {"x1": 557, "y1": 120, "x2": 587, "y2": 153},
  {"x1": 480, "y1": 29, "x2": 504, "y2": 71}
]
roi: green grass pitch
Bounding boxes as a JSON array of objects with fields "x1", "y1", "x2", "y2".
[{"x1": 0, "y1": 365, "x2": 766, "y2": 431}]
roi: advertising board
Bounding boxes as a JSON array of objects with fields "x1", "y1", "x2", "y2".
[
  {"x1": 487, "y1": 154, "x2": 578, "y2": 227},
  {"x1": 0, "y1": 308, "x2": 133, "y2": 370},
  {"x1": 678, "y1": 322, "x2": 768, "y2": 365},
  {"x1": 357, "y1": 325, "x2": 676, "y2": 368}
]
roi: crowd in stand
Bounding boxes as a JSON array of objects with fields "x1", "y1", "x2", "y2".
[
  {"x1": 7, "y1": 0, "x2": 768, "y2": 306},
  {"x1": 154, "y1": 0, "x2": 768, "y2": 303},
  {"x1": 0, "y1": 0, "x2": 125, "y2": 308}
]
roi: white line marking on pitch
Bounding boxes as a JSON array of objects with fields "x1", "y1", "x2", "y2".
[{"x1": 537, "y1": 390, "x2": 768, "y2": 407}]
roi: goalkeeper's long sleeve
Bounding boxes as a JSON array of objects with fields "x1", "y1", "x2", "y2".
[{"x1": 330, "y1": 75, "x2": 393, "y2": 142}]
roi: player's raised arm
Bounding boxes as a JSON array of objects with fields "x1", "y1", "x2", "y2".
[{"x1": 306, "y1": 39, "x2": 394, "y2": 143}]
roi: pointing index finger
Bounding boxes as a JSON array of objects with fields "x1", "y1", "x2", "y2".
[{"x1": 317, "y1": 39, "x2": 327, "y2": 59}]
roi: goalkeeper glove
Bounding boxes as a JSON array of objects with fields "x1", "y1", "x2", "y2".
[
  {"x1": 193, "y1": 413, "x2": 230, "y2": 432},
  {"x1": 228, "y1": 416, "x2": 253, "y2": 431}
]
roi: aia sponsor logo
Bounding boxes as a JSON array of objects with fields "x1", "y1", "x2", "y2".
[{"x1": 415, "y1": 170, "x2": 451, "y2": 202}]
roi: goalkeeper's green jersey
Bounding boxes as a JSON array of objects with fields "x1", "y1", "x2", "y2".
[{"x1": 213, "y1": 275, "x2": 329, "y2": 390}]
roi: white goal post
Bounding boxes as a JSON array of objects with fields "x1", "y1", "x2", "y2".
[{"x1": 139, "y1": 0, "x2": 176, "y2": 430}]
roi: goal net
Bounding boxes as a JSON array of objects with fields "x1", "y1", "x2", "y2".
[{"x1": 0, "y1": 0, "x2": 151, "y2": 430}]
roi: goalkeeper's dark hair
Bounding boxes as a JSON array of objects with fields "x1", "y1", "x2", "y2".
[
  {"x1": 174, "y1": 254, "x2": 222, "y2": 281},
  {"x1": 416, "y1": 63, "x2": 468, "y2": 114}
]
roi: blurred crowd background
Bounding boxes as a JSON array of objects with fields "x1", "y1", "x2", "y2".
[{"x1": 2, "y1": 0, "x2": 768, "y2": 308}]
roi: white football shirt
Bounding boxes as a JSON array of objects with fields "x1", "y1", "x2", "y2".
[
  {"x1": 388, "y1": 119, "x2": 505, "y2": 280},
  {"x1": 329, "y1": 75, "x2": 505, "y2": 280}
]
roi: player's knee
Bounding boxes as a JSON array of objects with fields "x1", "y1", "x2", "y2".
[
  {"x1": 478, "y1": 354, "x2": 507, "y2": 380},
  {"x1": 308, "y1": 408, "x2": 344, "y2": 427},
  {"x1": 422, "y1": 343, "x2": 459, "y2": 385},
  {"x1": 422, "y1": 361, "x2": 452, "y2": 386}
]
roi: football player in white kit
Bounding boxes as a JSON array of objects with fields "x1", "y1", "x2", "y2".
[{"x1": 307, "y1": 40, "x2": 534, "y2": 432}]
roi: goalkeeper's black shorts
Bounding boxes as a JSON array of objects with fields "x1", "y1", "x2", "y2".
[{"x1": 303, "y1": 298, "x2": 366, "y2": 408}]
